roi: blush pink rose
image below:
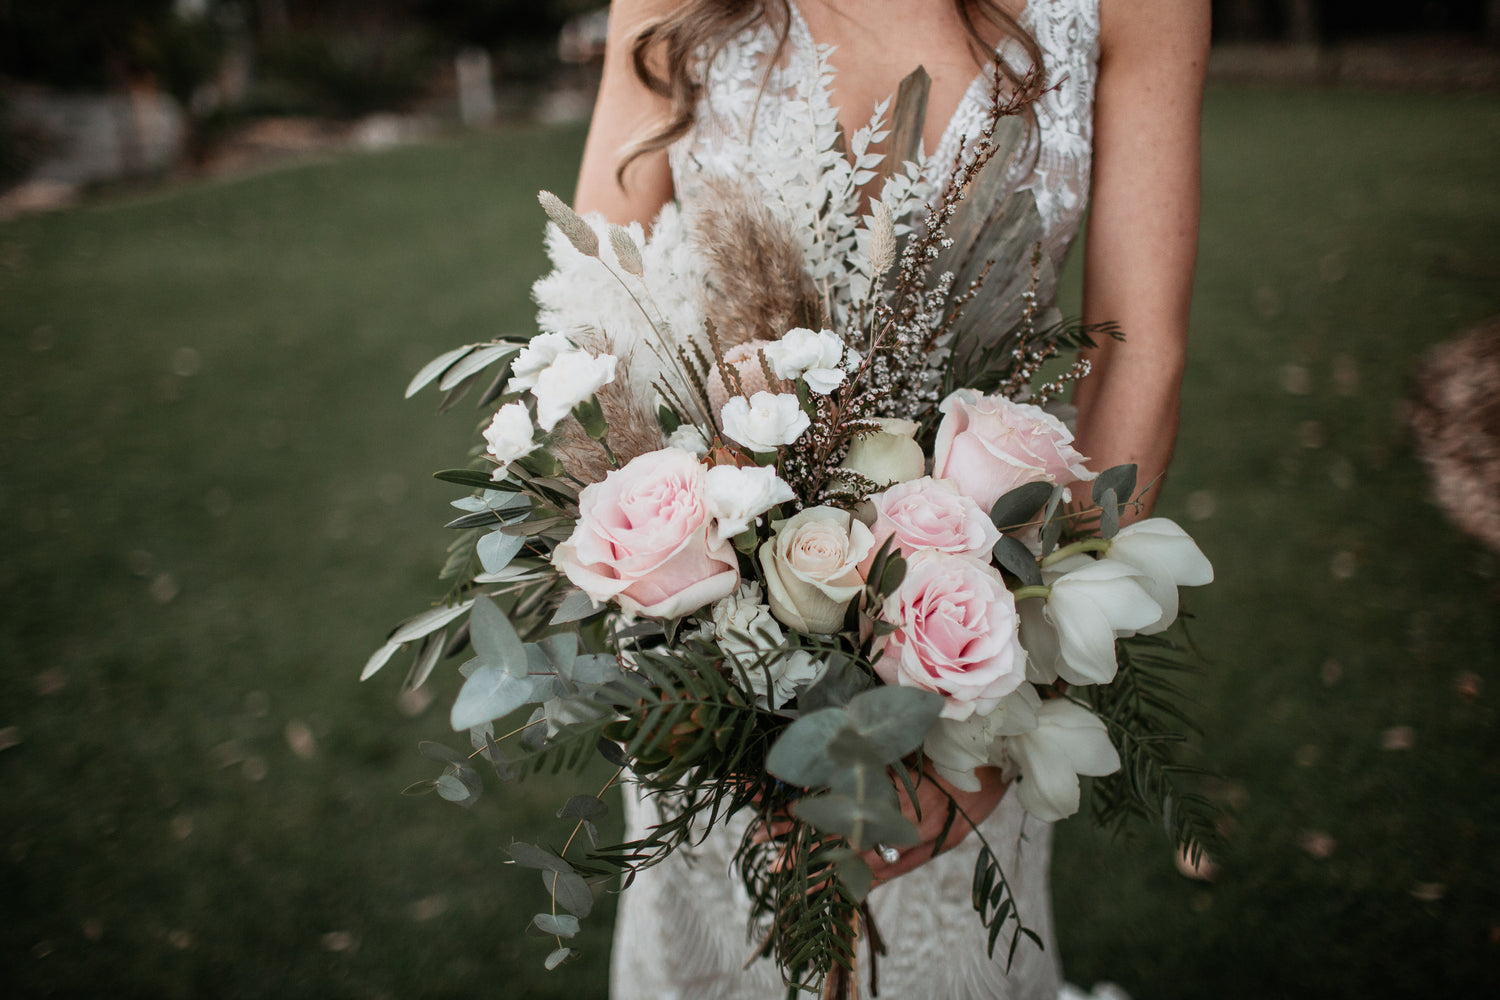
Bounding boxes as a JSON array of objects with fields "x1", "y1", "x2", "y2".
[
  {"x1": 861, "y1": 476, "x2": 1003, "y2": 576},
  {"x1": 931, "y1": 392, "x2": 1096, "y2": 515},
  {"x1": 872, "y1": 550, "x2": 1026, "y2": 720},
  {"x1": 552, "y1": 447, "x2": 739, "y2": 618}
]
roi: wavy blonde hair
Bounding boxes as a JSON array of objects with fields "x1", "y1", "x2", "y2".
[{"x1": 618, "y1": 0, "x2": 1045, "y2": 182}]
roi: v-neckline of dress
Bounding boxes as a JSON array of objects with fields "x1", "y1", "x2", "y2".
[{"x1": 782, "y1": 0, "x2": 1034, "y2": 171}]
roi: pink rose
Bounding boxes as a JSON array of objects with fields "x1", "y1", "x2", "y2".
[
  {"x1": 872, "y1": 550, "x2": 1026, "y2": 720},
  {"x1": 552, "y1": 448, "x2": 740, "y2": 618},
  {"x1": 861, "y1": 477, "x2": 1003, "y2": 576},
  {"x1": 931, "y1": 392, "x2": 1096, "y2": 515}
]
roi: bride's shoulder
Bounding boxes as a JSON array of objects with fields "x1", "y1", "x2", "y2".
[{"x1": 1095, "y1": 0, "x2": 1210, "y2": 62}]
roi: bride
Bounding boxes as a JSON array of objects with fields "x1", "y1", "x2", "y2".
[{"x1": 571, "y1": 1, "x2": 1209, "y2": 996}]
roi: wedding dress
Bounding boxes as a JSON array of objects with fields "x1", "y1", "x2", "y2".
[{"x1": 609, "y1": 2, "x2": 1101, "y2": 997}]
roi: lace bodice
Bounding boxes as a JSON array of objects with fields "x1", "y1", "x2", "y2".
[
  {"x1": 611, "y1": 4, "x2": 1101, "y2": 997},
  {"x1": 670, "y1": 0, "x2": 1101, "y2": 275}
]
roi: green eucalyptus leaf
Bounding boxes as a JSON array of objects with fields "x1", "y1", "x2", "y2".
[
  {"x1": 434, "y1": 771, "x2": 477, "y2": 807},
  {"x1": 1041, "y1": 517, "x2": 1062, "y2": 556},
  {"x1": 541, "y1": 633, "x2": 579, "y2": 674},
  {"x1": 469, "y1": 596, "x2": 527, "y2": 676},
  {"x1": 544, "y1": 946, "x2": 574, "y2": 970},
  {"x1": 450, "y1": 665, "x2": 538, "y2": 731},
  {"x1": 360, "y1": 641, "x2": 402, "y2": 682},
  {"x1": 543, "y1": 870, "x2": 595, "y2": 919},
  {"x1": 532, "y1": 913, "x2": 580, "y2": 938},
  {"x1": 1099, "y1": 487, "x2": 1120, "y2": 539},
  {"x1": 552, "y1": 589, "x2": 603, "y2": 624},
  {"x1": 418, "y1": 741, "x2": 467, "y2": 765},
  {"x1": 992, "y1": 535, "x2": 1043, "y2": 588},
  {"x1": 989, "y1": 481, "x2": 1054, "y2": 531},
  {"x1": 557, "y1": 795, "x2": 608, "y2": 822},
  {"x1": 477, "y1": 529, "x2": 527, "y2": 574},
  {"x1": 1092, "y1": 464, "x2": 1137, "y2": 507},
  {"x1": 508, "y1": 842, "x2": 573, "y2": 873},
  {"x1": 878, "y1": 553, "x2": 907, "y2": 597},
  {"x1": 836, "y1": 850, "x2": 876, "y2": 903},
  {"x1": 845, "y1": 686, "x2": 945, "y2": 763},
  {"x1": 825, "y1": 727, "x2": 885, "y2": 770},
  {"x1": 389, "y1": 601, "x2": 474, "y2": 647},
  {"x1": 766, "y1": 708, "x2": 849, "y2": 788},
  {"x1": 797, "y1": 653, "x2": 871, "y2": 712},
  {"x1": 596, "y1": 737, "x2": 627, "y2": 767},
  {"x1": 792, "y1": 792, "x2": 919, "y2": 849}
]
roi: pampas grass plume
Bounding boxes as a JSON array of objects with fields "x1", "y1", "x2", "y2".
[{"x1": 609, "y1": 225, "x2": 645, "y2": 276}]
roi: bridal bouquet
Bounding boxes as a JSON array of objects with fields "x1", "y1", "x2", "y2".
[{"x1": 365, "y1": 70, "x2": 1215, "y2": 996}]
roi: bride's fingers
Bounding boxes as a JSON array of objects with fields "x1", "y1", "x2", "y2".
[{"x1": 751, "y1": 817, "x2": 796, "y2": 844}]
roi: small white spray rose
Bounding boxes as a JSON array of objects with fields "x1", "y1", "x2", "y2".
[
  {"x1": 840, "y1": 417, "x2": 927, "y2": 488},
  {"x1": 531, "y1": 349, "x2": 618, "y2": 431},
  {"x1": 666, "y1": 423, "x2": 710, "y2": 457},
  {"x1": 481, "y1": 402, "x2": 538, "y2": 477},
  {"x1": 708, "y1": 583, "x2": 826, "y2": 709},
  {"x1": 506, "y1": 332, "x2": 573, "y2": 393},
  {"x1": 720, "y1": 391, "x2": 810, "y2": 453},
  {"x1": 765, "y1": 327, "x2": 846, "y2": 394},
  {"x1": 703, "y1": 464, "x2": 796, "y2": 543}
]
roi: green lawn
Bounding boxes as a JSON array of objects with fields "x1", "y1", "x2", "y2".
[{"x1": 2, "y1": 88, "x2": 1498, "y2": 998}]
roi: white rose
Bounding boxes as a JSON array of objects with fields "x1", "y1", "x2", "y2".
[
  {"x1": 1004, "y1": 699, "x2": 1120, "y2": 822},
  {"x1": 709, "y1": 583, "x2": 826, "y2": 708},
  {"x1": 720, "y1": 391, "x2": 810, "y2": 453},
  {"x1": 703, "y1": 464, "x2": 796, "y2": 543},
  {"x1": 482, "y1": 402, "x2": 538, "y2": 477},
  {"x1": 666, "y1": 423, "x2": 710, "y2": 457},
  {"x1": 1105, "y1": 518, "x2": 1214, "y2": 634},
  {"x1": 506, "y1": 331, "x2": 573, "y2": 393},
  {"x1": 764, "y1": 327, "x2": 844, "y2": 380},
  {"x1": 760, "y1": 506, "x2": 875, "y2": 634},
  {"x1": 840, "y1": 417, "x2": 927, "y2": 488},
  {"x1": 531, "y1": 349, "x2": 618, "y2": 431}
]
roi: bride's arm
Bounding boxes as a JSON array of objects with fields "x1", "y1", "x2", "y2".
[
  {"x1": 1072, "y1": 0, "x2": 1211, "y2": 519},
  {"x1": 573, "y1": 0, "x2": 678, "y2": 223}
]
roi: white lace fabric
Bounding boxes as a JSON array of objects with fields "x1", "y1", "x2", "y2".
[{"x1": 615, "y1": 2, "x2": 1101, "y2": 997}]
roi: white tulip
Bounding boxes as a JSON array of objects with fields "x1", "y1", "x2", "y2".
[
  {"x1": 923, "y1": 686, "x2": 1042, "y2": 791},
  {"x1": 1105, "y1": 518, "x2": 1214, "y2": 634},
  {"x1": 531, "y1": 349, "x2": 618, "y2": 431},
  {"x1": 481, "y1": 401, "x2": 538, "y2": 477},
  {"x1": 1038, "y1": 557, "x2": 1160, "y2": 686},
  {"x1": 703, "y1": 464, "x2": 796, "y2": 543},
  {"x1": 1005, "y1": 699, "x2": 1120, "y2": 822},
  {"x1": 720, "y1": 391, "x2": 810, "y2": 453}
]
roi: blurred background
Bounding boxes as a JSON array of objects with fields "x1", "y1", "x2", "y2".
[{"x1": 1, "y1": 2, "x2": 1497, "y2": 997}]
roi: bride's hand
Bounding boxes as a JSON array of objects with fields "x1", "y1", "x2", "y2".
[{"x1": 864, "y1": 763, "x2": 1010, "y2": 883}]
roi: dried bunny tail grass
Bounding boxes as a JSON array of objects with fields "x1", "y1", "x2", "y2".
[
  {"x1": 868, "y1": 201, "x2": 896, "y2": 278},
  {"x1": 608, "y1": 225, "x2": 645, "y2": 276},
  {"x1": 538, "y1": 190, "x2": 599, "y2": 257},
  {"x1": 691, "y1": 177, "x2": 819, "y2": 350}
]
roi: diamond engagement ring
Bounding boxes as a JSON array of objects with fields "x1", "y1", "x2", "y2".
[{"x1": 875, "y1": 843, "x2": 901, "y2": 864}]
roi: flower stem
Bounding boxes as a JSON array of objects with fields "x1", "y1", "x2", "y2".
[
  {"x1": 1040, "y1": 538, "x2": 1111, "y2": 568},
  {"x1": 1010, "y1": 584, "x2": 1051, "y2": 602}
]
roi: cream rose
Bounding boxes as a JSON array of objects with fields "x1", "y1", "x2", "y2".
[
  {"x1": 760, "y1": 506, "x2": 875, "y2": 634},
  {"x1": 872, "y1": 550, "x2": 1027, "y2": 720},
  {"x1": 839, "y1": 417, "x2": 926, "y2": 488},
  {"x1": 552, "y1": 448, "x2": 739, "y2": 619},
  {"x1": 931, "y1": 391, "x2": 1096, "y2": 514}
]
